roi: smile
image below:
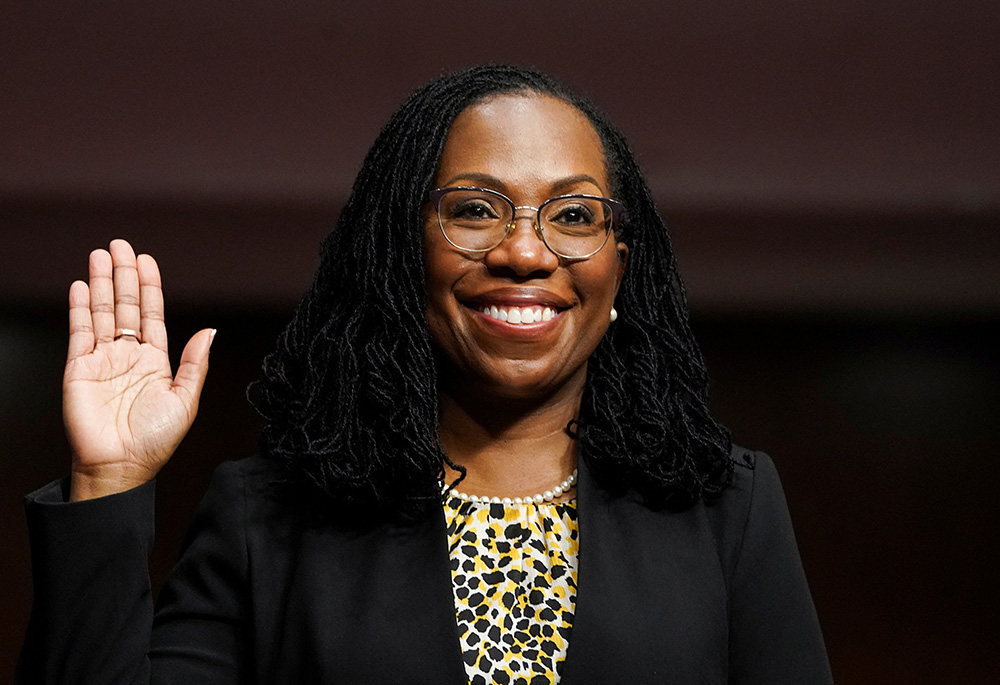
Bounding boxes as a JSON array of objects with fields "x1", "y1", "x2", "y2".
[{"x1": 478, "y1": 304, "x2": 558, "y2": 325}]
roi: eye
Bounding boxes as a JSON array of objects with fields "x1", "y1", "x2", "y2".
[
  {"x1": 551, "y1": 203, "x2": 597, "y2": 226},
  {"x1": 449, "y1": 199, "x2": 501, "y2": 221}
]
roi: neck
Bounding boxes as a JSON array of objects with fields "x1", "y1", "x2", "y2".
[{"x1": 438, "y1": 378, "x2": 583, "y2": 500}]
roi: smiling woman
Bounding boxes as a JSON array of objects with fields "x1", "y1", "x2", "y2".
[
  {"x1": 19, "y1": 65, "x2": 833, "y2": 683},
  {"x1": 426, "y1": 95, "x2": 626, "y2": 421}
]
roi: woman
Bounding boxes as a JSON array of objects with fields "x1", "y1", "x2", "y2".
[{"x1": 20, "y1": 65, "x2": 832, "y2": 683}]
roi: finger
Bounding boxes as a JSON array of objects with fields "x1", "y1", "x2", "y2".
[
  {"x1": 109, "y1": 239, "x2": 141, "y2": 342},
  {"x1": 67, "y1": 280, "x2": 95, "y2": 362},
  {"x1": 137, "y1": 253, "x2": 168, "y2": 353},
  {"x1": 89, "y1": 248, "x2": 115, "y2": 343},
  {"x1": 171, "y1": 328, "x2": 216, "y2": 414}
]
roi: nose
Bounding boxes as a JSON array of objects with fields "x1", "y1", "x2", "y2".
[{"x1": 484, "y1": 210, "x2": 559, "y2": 276}]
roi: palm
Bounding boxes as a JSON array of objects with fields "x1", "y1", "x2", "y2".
[
  {"x1": 66, "y1": 343, "x2": 188, "y2": 475},
  {"x1": 64, "y1": 240, "x2": 214, "y2": 500}
]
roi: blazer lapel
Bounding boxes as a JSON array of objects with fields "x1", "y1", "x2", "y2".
[
  {"x1": 559, "y1": 459, "x2": 730, "y2": 684},
  {"x1": 278, "y1": 504, "x2": 468, "y2": 684}
]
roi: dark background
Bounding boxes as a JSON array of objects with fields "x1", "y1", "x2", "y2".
[{"x1": 2, "y1": 2, "x2": 997, "y2": 681}]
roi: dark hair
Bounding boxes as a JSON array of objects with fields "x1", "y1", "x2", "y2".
[{"x1": 252, "y1": 64, "x2": 732, "y2": 518}]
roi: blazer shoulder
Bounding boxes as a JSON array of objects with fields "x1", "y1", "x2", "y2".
[
  {"x1": 191, "y1": 455, "x2": 301, "y2": 534},
  {"x1": 208, "y1": 455, "x2": 291, "y2": 495},
  {"x1": 705, "y1": 445, "x2": 787, "y2": 583},
  {"x1": 726, "y1": 444, "x2": 783, "y2": 507}
]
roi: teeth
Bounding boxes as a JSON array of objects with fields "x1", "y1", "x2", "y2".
[{"x1": 480, "y1": 305, "x2": 556, "y2": 325}]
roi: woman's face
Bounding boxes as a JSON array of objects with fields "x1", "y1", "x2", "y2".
[{"x1": 424, "y1": 93, "x2": 628, "y2": 401}]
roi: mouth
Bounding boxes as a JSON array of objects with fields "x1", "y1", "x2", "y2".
[
  {"x1": 475, "y1": 303, "x2": 560, "y2": 325},
  {"x1": 460, "y1": 289, "x2": 572, "y2": 327}
]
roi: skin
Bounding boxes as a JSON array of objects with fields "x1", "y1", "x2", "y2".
[
  {"x1": 426, "y1": 94, "x2": 628, "y2": 500},
  {"x1": 64, "y1": 239, "x2": 214, "y2": 501}
]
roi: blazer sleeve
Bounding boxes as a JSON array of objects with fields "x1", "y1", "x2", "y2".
[
  {"x1": 726, "y1": 453, "x2": 833, "y2": 684},
  {"x1": 18, "y1": 462, "x2": 250, "y2": 684}
]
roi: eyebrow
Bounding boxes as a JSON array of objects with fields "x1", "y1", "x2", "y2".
[
  {"x1": 437, "y1": 172, "x2": 606, "y2": 196},
  {"x1": 551, "y1": 174, "x2": 605, "y2": 194}
]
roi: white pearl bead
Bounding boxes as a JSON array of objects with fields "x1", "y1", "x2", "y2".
[{"x1": 443, "y1": 469, "x2": 577, "y2": 506}]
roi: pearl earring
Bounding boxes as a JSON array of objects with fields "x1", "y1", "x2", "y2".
[{"x1": 610, "y1": 308, "x2": 618, "y2": 323}]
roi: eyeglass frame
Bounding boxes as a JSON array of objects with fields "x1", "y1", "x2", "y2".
[{"x1": 427, "y1": 186, "x2": 625, "y2": 261}]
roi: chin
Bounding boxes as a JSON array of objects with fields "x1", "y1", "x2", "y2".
[{"x1": 462, "y1": 358, "x2": 588, "y2": 404}]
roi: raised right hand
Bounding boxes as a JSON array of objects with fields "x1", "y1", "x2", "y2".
[{"x1": 63, "y1": 239, "x2": 215, "y2": 501}]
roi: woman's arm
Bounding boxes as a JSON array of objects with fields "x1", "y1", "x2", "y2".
[
  {"x1": 17, "y1": 240, "x2": 227, "y2": 683},
  {"x1": 19, "y1": 479, "x2": 158, "y2": 682},
  {"x1": 19, "y1": 462, "x2": 250, "y2": 684},
  {"x1": 727, "y1": 453, "x2": 834, "y2": 684}
]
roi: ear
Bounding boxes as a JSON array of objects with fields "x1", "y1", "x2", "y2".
[{"x1": 613, "y1": 241, "x2": 629, "y2": 292}]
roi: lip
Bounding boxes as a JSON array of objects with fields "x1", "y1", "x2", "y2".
[
  {"x1": 457, "y1": 288, "x2": 572, "y2": 339},
  {"x1": 460, "y1": 287, "x2": 574, "y2": 311}
]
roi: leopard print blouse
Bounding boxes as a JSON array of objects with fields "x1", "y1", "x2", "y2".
[{"x1": 443, "y1": 495, "x2": 580, "y2": 685}]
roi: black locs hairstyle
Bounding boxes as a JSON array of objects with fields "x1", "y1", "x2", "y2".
[{"x1": 253, "y1": 64, "x2": 733, "y2": 518}]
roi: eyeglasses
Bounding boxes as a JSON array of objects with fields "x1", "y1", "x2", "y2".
[{"x1": 428, "y1": 186, "x2": 624, "y2": 260}]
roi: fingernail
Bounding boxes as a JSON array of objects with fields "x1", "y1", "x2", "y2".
[{"x1": 209, "y1": 329, "x2": 218, "y2": 349}]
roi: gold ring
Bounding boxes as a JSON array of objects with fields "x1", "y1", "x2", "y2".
[{"x1": 114, "y1": 328, "x2": 141, "y2": 342}]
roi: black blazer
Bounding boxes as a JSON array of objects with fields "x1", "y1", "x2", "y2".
[{"x1": 20, "y1": 449, "x2": 832, "y2": 684}]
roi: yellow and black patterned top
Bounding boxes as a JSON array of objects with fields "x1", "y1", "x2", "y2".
[{"x1": 443, "y1": 496, "x2": 580, "y2": 685}]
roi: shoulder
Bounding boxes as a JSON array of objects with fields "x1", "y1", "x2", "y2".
[
  {"x1": 727, "y1": 445, "x2": 785, "y2": 509},
  {"x1": 712, "y1": 444, "x2": 785, "y2": 506},
  {"x1": 582, "y1": 445, "x2": 786, "y2": 551},
  {"x1": 202, "y1": 455, "x2": 291, "y2": 498},
  {"x1": 190, "y1": 455, "x2": 301, "y2": 535},
  {"x1": 207, "y1": 454, "x2": 278, "y2": 483},
  {"x1": 702, "y1": 446, "x2": 793, "y2": 582}
]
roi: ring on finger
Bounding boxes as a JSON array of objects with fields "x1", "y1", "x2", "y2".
[{"x1": 114, "y1": 328, "x2": 142, "y2": 342}]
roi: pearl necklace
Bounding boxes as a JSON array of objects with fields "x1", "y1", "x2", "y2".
[{"x1": 445, "y1": 469, "x2": 578, "y2": 505}]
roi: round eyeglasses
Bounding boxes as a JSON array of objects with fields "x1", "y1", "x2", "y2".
[{"x1": 428, "y1": 186, "x2": 624, "y2": 260}]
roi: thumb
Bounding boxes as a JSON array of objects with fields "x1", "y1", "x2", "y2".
[{"x1": 172, "y1": 328, "x2": 216, "y2": 411}]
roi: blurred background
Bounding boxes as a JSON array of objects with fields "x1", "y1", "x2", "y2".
[{"x1": 2, "y1": 1, "x2": 997, "y2": 681}]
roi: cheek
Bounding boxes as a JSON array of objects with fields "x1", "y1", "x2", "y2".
[
  {"x1": 423, "y1": 231, "x2": 471, "y2": 339},
  {"x1": 423, "y1": 223, "x2": 450, "y2": 299},
  {"x1": 425, "y1": 246, "x2": 458, "y2": 299},
  {"x1": 577, "y1": 256, "x2": 623, "y2": 310}
]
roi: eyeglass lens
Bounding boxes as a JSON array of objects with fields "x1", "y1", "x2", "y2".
[{"x1": 436, "y1": 188, "x2": 613, "y2": 258}]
